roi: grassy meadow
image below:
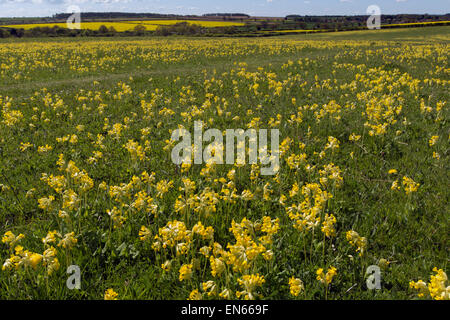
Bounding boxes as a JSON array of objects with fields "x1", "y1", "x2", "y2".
[{"x1": 0, "y1": 26, "x2": 448, "y2": 300}]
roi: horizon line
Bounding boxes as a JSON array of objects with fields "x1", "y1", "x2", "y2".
[{"x1": 2, "y1": 11, "x2": 449, "y2": 19}]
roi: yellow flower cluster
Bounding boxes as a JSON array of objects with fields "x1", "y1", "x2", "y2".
[
  {"x1": 316, "y1": 266, "x2": 338, "y2": 285},
  {"x1": 285, "y1": 183, "x2": 333, "y2": 233},
  {"x1": 289, "y1": 277, "x2": 304, "y2": 297},
  {"x1": 346, "y1": 231, "x2": 367, "y2": 256},
  {"x1": 402, "y1": 176, "x2": 420, "y2": 194},
  {"x1": 236, "y1": 274, "x2": 266, "y2": 300},
  {"x1": 410, "y1": 268, "x2": 449, "y2": 300},
  {"x1": 104, "y1": 288, "x2": 119, "y2": 300}
]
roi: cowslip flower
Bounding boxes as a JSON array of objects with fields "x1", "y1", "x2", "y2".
[
  {"x1": 28, "y1": 253, "x2": 43, "y2": 270},
  {"x1": 402, "y1": 176, "x2": 420, "y2": 194},
  {"x1": 317, "y1": 267, "x2": 337, "y2": 285},
  {"x1": 161, "y1": 260, "x2": 172, "y2": 272},
  {"x1": 409, "y1": 280, "x2": 428, "y2": 297},
  {"x1": 19, "y1": 142, "x2": 33, "y2": 152},
  {"x1": 321, "y1": 214, "x2": 336, "y2": 238},
  {"x1": 346, "y1": 230, "x2": 367, "y2": 256},
  {"x1": 58, "y1": 232, "x2": 78, "y2": 249},
  {"x1": 219, "y1": 288, "x2": 232, "y2": 300},
  {"x1": 2, "y1": 231, "x2": 25, "y2": 247},
  {"x1": 179, "y1": 263, "x2": 193, "y2": 281},
  {"x1": 210, "y1": 256, "x2": 225, "y2": 277},
  {"x1": 410, "y1": 267, "x2": 449, "y2": 300},
  {"x1": 325, "y1": 136, "x2": 340, "y2": 151},
  {"x1": 138, "y1": 226, "x2": 151, "y2": 241},
  {"x1": 236, "y1": 274, "x2": 265, "y2": 300},
  {"x1": 38, "y1": 196, "x2": 55, "y2": 211},
  {"x1": 428, "y1": 268, "x2": 449, "y2": 300},
  {"x1": 37, "y1": 145, "x2": 53, "y2": 153},
  {"x1": 104, "y1": 288, "x2": 119, "y2": 300},
  {"x1": 188, "y1": 289, "x2": 202, "y2": 300},
  {"x1": 349, "y1": 133, "x2": 361, "y2": 142},
  {"x1": 42, "y1": 230, "x2": 61, "y2": 246},
  {"x1": 202, "y1": 280, "x2": 217, "y2": 297},
  {"x1": 391, "y1": 180, "x2": 400, "y2": 190},
  {"x1": 289, "y1": 277, "x2": 304, "y2": 297},
  {"x1": 428, "y1": 135, "x2": 439, "y2": 146}
]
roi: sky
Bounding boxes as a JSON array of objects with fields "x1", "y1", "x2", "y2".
[{"x1": 0, "y1": 0, "x2": 449, "y2": 18}]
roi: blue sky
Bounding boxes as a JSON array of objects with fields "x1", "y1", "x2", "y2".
[{"x1": 0, "y1": 0, "x2": 449, "y2": 18}]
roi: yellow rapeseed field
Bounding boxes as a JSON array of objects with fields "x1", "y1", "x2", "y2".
[{"x1": 1, "y1": 19, "x2": 245, "y2": 32}]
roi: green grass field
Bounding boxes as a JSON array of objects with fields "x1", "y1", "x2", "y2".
[
  {"x1": 0, "y1": 26, "x2": 448, "y2": 300},
  {"x1": 284, "y1": 25, "x2": 450, "y2": 42}
]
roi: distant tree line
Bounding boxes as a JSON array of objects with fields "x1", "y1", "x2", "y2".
[
  {"x1": 246, "y1": 14, "x2": 449, "y2": 31},
  {"x1": 203, "y1": 13, "x2": 250, "y2": 18},
  {"x1": 284, "y1": 14, "x2": 450, "y2": 27},
  {"x1": 0, "y1": 24, "x2": 154, "y2": 38},
  {"x1": 203, "y1": 13, "x2": 250, "y2": 17},
  {"x1": 154, "y1": 22, "x2": 204, "y2": 36},
  {"x1": 52, "y1": 12, "x2": 181, "y2": 20}
]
